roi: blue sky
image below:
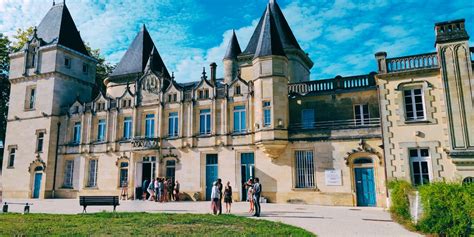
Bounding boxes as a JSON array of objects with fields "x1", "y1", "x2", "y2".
[{"x1": 0, "y1": 0, "x2": 473, "y2": 82}]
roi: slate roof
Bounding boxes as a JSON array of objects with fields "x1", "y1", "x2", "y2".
[
  {"x1": 224, "y1": 30, "x2": 242, "y2": 60},
  {"x1": 36, "y1": 2, "x2": 89, "y2": 56},
  {"x1": 110, "y1": 25, "x2": 170, "y2": 78},
  {"x1": 254, "y1": 4, "x2": 285, "y2": 58},
  {"x1": 243, "y1": 0, "x2": 301, "y2": 55}
]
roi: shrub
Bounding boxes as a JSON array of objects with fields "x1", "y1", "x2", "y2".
[
  {"x1": 387, "y1": 180, "x2": 413, "y2": 221},
  {"x1": 417, "y1": 182, "x2": 474, "y2": 236}
]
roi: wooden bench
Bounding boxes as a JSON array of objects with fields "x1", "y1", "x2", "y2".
[{"x1": 79, "y1": 196, "x2": 119, "y2": 213}]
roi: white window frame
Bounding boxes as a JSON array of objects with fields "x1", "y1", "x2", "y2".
[
  {"x1": 354, "y1": 104, "x2": 370, "y2": 126},
  {"x1": 145, "y1": 114, "x2": 155, "y2": 138},
  {"x1": 97, "y1": 119, "x2": 106, "y2": 142},
  {"x1": 168, "y1": 112, "x2": 179, "y2": 137},
  {"x1": 409, "y1": 148, "x2": 432, "y2": 186},
  {"x1": 73, "y1": 122, "x2": 81, "y2": 144},
  {"x1": 63, "y1": 160, "x2": 74, "y2": 188},
  {"x1": 123, "y1": 117, "x2": 132, "y2": 140},
  {"x1": 87, "y1": 159, "x2": 98, "y2": 188},
  {"x1": 199, "y1": 109, "x2": 211, "y2": 135},
  {"x1": 404, "y1": 88, "x2": 426, "y2": 121},
  {"x1": 36, "y1": 131, "x2": 45, "y2": 152},
  {"x1": 233, "y1": 105, "x2": 246, "y2": 133},
  {"x1": 263, "y1": 101, "x2": 271, "y2": 127},
  {"x1": 295, "y1": 150, "x2": 315, "y2": 188}
]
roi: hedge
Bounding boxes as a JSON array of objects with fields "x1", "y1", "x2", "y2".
[{"x1": 388, "y1": 180, "x2": 474, "y2": 237}]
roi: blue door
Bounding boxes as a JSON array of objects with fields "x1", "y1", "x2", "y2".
[
  {"x1": 241, "y1": 153, "x2": 255, "y2": 201},
  {"x1": 355, "y1": 168, "x2": 376, "y2": 206},
  {"x1": 33, "y1": 173, "x2": 42, "y2": 199},
  {"x1": 205, "y1": 154, "x2": 218, "y2": 201}
]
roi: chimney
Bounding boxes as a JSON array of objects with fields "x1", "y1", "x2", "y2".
[{"x1": 210, "y1": 62, "x2": 217, "y2": 85}]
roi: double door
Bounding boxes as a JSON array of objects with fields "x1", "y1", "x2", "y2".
[{"x1": 241, "y1": 153, "x2": 255, "y2": 201}]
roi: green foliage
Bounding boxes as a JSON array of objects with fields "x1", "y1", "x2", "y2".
[
  {"x1": 388, "y1": 180, "x2": 413, "y2": 221},
  {"x1": 11, "y1": 27, "x2": 34, "y2": 52},
  {"x1": 417, "y1": 182, "x2": 474, "y2": 236},
  {"x1": 85, "y1": 43, "x2": 115, "y2": 96},
  {"x1": 0, "y1": 33, "x2": 11, "y2": 144},
  {"x1": 0, "y1": 212, "x2": 315, "y2": 236}
]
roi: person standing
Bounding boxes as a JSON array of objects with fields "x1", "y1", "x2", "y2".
[
  {"x1": 167, "y1": 178, "x2": 174, "y2": 201},
  {"x1": 174, "y1": 180, "x2": 180, "y2": 201},
  {"x1": 253, "y1": 177, "x2": 262, "y2": 217},
  {"x1": 154, "y1": 178, "x2": 159, "y2": 202},
  {"x1": 147, "y1": 179, "x2": 155, "y2": 201},
  {"x1": 217, "y1": 178, "x2": 223, "y2": 214},
  {"x1": 224, "y1": 181, "x2": 233, "y2": 214},
  {"x1": 246, "y1": 179, "x2": 254, "y2": 213},
  {"x1": 142, "y1": 179, "x2": 149, "y2": 201},
  {"x1": 210, "y1": 181, "x2": 220, "y2": 215},
  {"x1": 158, "y1": 178, "x2": 164, "y2": 202}
]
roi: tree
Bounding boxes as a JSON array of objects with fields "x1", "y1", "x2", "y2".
[
  {"x1": 0, "y1": 33, "x2": 11, "y2": 169},
  {"x1": 85, "y1": 44, "x2": 115, "y2": 96},
  {"x1": 11, "y1": 27, "x2": 34, "y2": 52}
]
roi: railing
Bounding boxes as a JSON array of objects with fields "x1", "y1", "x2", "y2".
[
  {"x1": 289, "y1": 118, "x2": 381, "y2": 131},
  {"x1": 288, "y1": 74, "x2": 375, "y2": 95},
  {"x1": 130, "y1": 137, "x2": 160, "y2": 149},
  {"x1": 386, "y1": 53, "x2": 439, "y2": 73}
]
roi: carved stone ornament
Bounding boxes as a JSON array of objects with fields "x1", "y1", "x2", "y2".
[
  {"x1": 256, "y1": 140, "x2": 288, "y2": 159},
  {"x1": 344, "y1": 139, "x2": 383, "y2": 165}
]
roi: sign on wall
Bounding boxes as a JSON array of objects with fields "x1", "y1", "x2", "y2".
[{"x1": 325, "y1": 169, "x2": 342, "y2": 186}]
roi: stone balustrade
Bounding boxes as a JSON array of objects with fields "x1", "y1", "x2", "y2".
[
  {"x1": 386, "y1": 53, "x2": 439, "y2": 73},
  {"x1": 288, "y1": 74, "x2": 375, "y2": 95}
]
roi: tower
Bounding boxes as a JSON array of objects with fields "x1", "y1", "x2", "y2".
[
  {"x1": 223, "y1": 30, "x2": 242, "y2": 84},
  {"x1": 251, "y1": 4, "x2": 289, "y2": 158},
  {"x1": 435, "y1": 19, "x2": 474, "y2": 158},
  {"x1": 2, "y1": 2, "x2": 97, "y2": 198}
]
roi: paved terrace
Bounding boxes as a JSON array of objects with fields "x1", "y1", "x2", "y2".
[{"x1": 1, "y1": 199, "x2": 420, "y2": 237}]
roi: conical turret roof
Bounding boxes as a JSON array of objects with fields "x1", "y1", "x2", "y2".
[
  {"x1": 243, "y1": 0, "x2": 301, "y2": 55},
  {"x1": 254, "y1": 4, "x2": 285, "y2": 58},
  {"x1": 224, "y1": 30, "x2": 242, "y2": 60},
  {"x1": 110, "y1": 25, "x2": 170, "y2": 78},
  {"x1": 36, "y1": 2, "x2": 89, "y2": 56}
]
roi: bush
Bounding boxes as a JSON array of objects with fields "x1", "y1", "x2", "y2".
[
  {"x1": 388, "y1": 180, "x2": 413, "y2": 221},
  {"x1": 417, "y1": 182, "x2": 474, "y2": 236}
]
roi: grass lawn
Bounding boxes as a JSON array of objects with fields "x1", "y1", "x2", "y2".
[{"x1": 0, "y1": 212, "x2": 315, "y2": 236}]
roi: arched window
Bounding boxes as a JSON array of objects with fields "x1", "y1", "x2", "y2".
[
  {"x1": 353, "y1": 158, "x2": 373, "y2": 164},
  {"x1": 27, "y1": 44, "x2": 38, "y2": 69},
  {"x1": 463, "y1": 177, "x2": 474, "y2": 185},
  {"x1": 34, "y1": 166, "x2": 44, "y2": 172}
]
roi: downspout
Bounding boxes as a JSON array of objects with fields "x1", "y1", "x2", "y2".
[{"x1": 52, "y1": 121, "x2": 61, "y2": 198}]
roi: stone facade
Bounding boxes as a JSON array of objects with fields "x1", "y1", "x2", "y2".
[{"x1": 1, "y1": 1, "x2": 473, "y2": 208}]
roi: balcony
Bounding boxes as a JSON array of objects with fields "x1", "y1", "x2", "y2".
[
  {"x1": 386, "y1": 52, "x2": 439, "y2": 73},
  {"x1": 288, "y1": 74, "x2": 376, "y2": 96},
  {"x1": 130, "y1": 137, "x2": 160, "y2": 150},
  {"x1": 289, "y1": 118, "x2": 382, "y2": 141}
]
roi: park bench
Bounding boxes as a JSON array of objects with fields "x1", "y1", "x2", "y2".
[
  {"x1": 79, "y1": 196, "x2": 119, "y2": 213},
  {"x1": 2, "y1": 202, "x2": 33, "y2": 214}
]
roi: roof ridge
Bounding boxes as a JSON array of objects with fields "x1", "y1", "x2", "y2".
[{"x1": 254, "y1": 4, "x2": 285, "y2": 58}]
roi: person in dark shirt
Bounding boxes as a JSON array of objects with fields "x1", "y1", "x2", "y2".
[
  {"x1": 217, "y1": 178, "x2": 223, "y2": 214},
  {"x1": 253, "y1": 177, "x2": 262, "y2": 217}
]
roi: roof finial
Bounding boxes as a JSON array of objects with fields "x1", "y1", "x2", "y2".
[
  {"x1": 171, "y1": 72, "x2": 175, "y2": 81},
  {"x1": 53, "y1": 0, "x2": 55, "y2": 6},
  {"x1": 201, "y1": 67, "x2": 207, "y2": 80}
]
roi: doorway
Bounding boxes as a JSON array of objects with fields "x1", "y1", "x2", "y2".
[
  {"x1": 205, "y1": 154, "x2": 218, "y2": 201},
  {"x1": 240, "y1": 153, "x2": 254, "y2": 201},
  {"x1": 354, "y1": 167, "x2": 376, "y2": 206},
  {"x1": 32, "y1": 173, "x2": 42, "y2": 199}
]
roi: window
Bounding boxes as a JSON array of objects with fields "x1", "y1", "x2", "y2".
[
  {"x1": 82, "y1": 63, "x2": 89, "y2": 74},
  {"x1": 404, "y1": 88, "x2": 425, "y2": 121},
  {"x1": 263, "y1": 101, "x2": 271, "y2": 127},
  {"x1": 168, "y1": 94, "x2": 172, "y2": 102},
  {"x1": 27, "y1": 45, "x2": 37, "y2": 68},
  {"x1": 166, "y1": 160, "x2": 176, "y2": 182},
  {"x1": 295, "y1": 150, "x2": 315, "y2": 188},
  {"x1": 123, "y1": 117, "x2": 132, "y2": 140},
  {"x1": 354, "y1": 104, "x2": 369, "y2": 126},
  {"x1": 97, "y1": 119, "x2": 106, "y2": 141},
  {"x1": 87, "y1": 159, "x2": 98, "y2": 187},
  {"x1": 200, "y1": 109, "x2": 211, "y2": 135},
  {"x1": 73, "y1": 122, "x2": 81, "y2": 144},
  {"x1": 25, "y1": 86, "x2": 36, "y2": 110},
  {"x1": 63, "y1": 160, "x2": 74, "y2": 188},
  {"x1": 168, "y1": 112, "x2": 179, "y2": 137},
  {"x1": 173, "y1": 93, "x2": 177, "y2": 102},
  {"x1": 36, "y1": 131, "x2": 44, "y2": 152},
  {"x1": 409, "y1": 148, "x2": 431, "y2": 186},
  {"x1": 119, "y1": 162, "x2": 128, "y2": 187},
  {"x1": 235, "y1": 85, "x2": 241, "y2": 95},
  {"x1": 205, "y1": 89, "x2": 209, "y2": 99},
  {"x1": 301, "y1": 109, "x2": 315, "y2": 129},
  {"x1": 198, "y1": 89, "x2": 209, "y2": 99},
  {"x1": 64, "y1": 57, "x2": 71, "y2": 68},
  {"x1": 145, "y1": 114, "x2": 155, "y2": 138},
  {"x1": 122, "y1": 99, "x2": 131, "y2": 108},
  {"x1": 96, "y1": 102, "x2": 106, "y2": 111},
  {"x1": 233, "y1": 105, "x2": 246, "y2": 133},
  {"x1": 8, "y1": 147, "x2": 17, "y2": 168}
]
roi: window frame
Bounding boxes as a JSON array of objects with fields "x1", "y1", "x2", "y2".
[
  {"x1": 97, "y1": 119, "x2": 106, "y2": 142},
  {"x1": 36, "y1": 130, "x2": 45, "y2": 153},
  {"x1": 87, "y1": 159, "x2": 98, "y2": 188},
  {"x1": 409, "y1": 148, "x2": 432, "y2": 186},
  {"x1": 354, "y1": 104, "x2": 370, "y2": 126},
  {"x1": 199, "y1": 109, "x2": 212, "y2": 135},
  {"x1": 82, "y1": 63, "x2": 89, "y2": 74},
  {"x1": 123, "y1": 116, "x2": 133, "y2": 140},
  {"x1": 7, "y1": 146, "x2": 17, "y2": 168},
  {"x1": 233, "y1": 105, "x2": 246, "y2": 133},
  {"x1": 404, "y1": 88, "x2": 426, "y2": 122},
  {"x1": 263, "y1": 101, "x2": 271, "y2": 127},
  {"x1": 294, "y1": 150, "x2": 315, "y2": 189},
  {"x1": 72, "y1": 122, "x2": 81, "y2": 144},
  {"x1": 119, "y1": 162, "x2": 129, "y2": 187},
  {"x1": 25, "y1": 86, "x2": 37, "y2": 110},
  {"x1": 64, "y1": 56, "x2": 71, "y2": 68},
  {"x1": 63, "y1": 159, "x2": 74, "y2": 188},
  {"x1": 145, "y1": 114, "x2": 155, "y2": 138},
  {"x1": 168, "y1": 112, "x2": 179, "y2": 137}
]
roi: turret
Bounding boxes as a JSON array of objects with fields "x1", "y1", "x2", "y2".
[
  {"x1": 251, "y1": 3, "x2": 289, "y2": 159},
  {"x1": 223, "y1": 30, "x2": 241, "y2": 84},
  {"x1": 435, "y1": 19, "x2": 474, "y2": 153}
]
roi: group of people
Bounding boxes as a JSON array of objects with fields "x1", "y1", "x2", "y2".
[
  {"x1": 142, "y1": 178, "x2": 180, "y2": 202},
  {"x1": 210, "y1": 177, "x2": 262, "y2": 217}
]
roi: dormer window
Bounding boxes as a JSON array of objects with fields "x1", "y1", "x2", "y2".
[
  {"x1": 235, "y1": 85, "x2": 241, "y2": 95},
  {"x1": 82, "y1": 63, "x2": 89, "y2": 74},
  {"x1": 73, "y1": 106, "x2": 80, "y2": 114},
  {"x1": 64, "y1": 57, "x2": 71, "y2": 68},
  {"x1": 198, "y1": 89, "x2": 209, "y2": 100},
  {"x1": 97, "y1": 102, "x2": 106, "y2": 111},
  {"x1": 173, "y1": 93, "x2": 177, "y2": 102},
  {"x1": 26, "y1": 44, "x2": 37, "y2": 69},
  {"x1": 167, "y1": 93, "x2": 178, "y2": 103},
  {"x1": 122, "y1": 99, "x2": 132, "y2": 108}
]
